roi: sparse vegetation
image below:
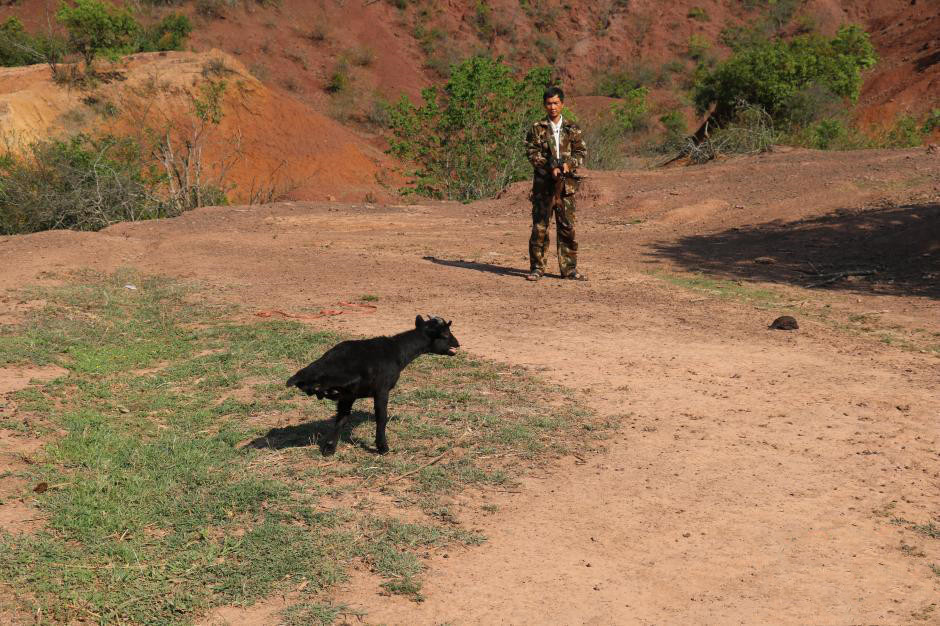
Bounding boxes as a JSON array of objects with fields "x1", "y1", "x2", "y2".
[
  {"x1": 0, "y1": 74, "x2": 239, "y2": 235},
  {"x1": 326, "y1": 60, "x2": 350, "y2": 93},
  {"x1": 0, "y1": 271, "x2": 605, "y2": 619},
  {"x1": 683, "y1": 102, "x2": 778, "y2": 162},
  {"x1": 658, "y1": 110, "x2": 688, "y2": 150},
  {"x1": 349, "y1": 46, "x2": 375, "y2": 67},
  {"x1": 594, "y1": 64, "x2": 656, "y2": 98},
  {"x1": 686, "y1": 34, "x2": 711, "y2": 61},
  {"x1": 0, "y1": 134, "x2": 162, "y2": 234},
  {"x1": 653, "y1": 270, "x2": 780, "y2": 305}
]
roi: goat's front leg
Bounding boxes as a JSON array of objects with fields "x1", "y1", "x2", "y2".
[
  {"x1": 374, "y1": 391, "x2": 390, "y2": 454},
  {"x1": 323, "y1": 398, "x2": 353, "y2": 456}
]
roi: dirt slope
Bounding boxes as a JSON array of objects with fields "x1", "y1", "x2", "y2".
[
  {"x1": 0, "y1": 51, "x2": 399, "y2": 202},
  {"x1": 1, "y1": 147, "x2": 937, "y2": 624}
]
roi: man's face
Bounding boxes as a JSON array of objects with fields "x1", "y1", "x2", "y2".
[{"x1": 544, "y1": 95, "x2": 563, "y2": 120}]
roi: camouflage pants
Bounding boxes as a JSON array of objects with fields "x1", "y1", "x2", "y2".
[{"x1": 529, "y1": 193, "x2": 577, "y2": 276}]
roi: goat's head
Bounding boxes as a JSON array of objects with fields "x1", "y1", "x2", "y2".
[{"x1": 415, "y1": 315, "x2": 460, "y2": 356}]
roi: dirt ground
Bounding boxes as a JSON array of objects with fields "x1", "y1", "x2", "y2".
[{"x1": 1, "y1": 146, "x2": 939, "y2": 624}]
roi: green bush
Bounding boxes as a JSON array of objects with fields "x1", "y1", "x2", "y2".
[
  {"x1": 325, "y1": 61, "x2": 349, "y2": 93},
  {"x1": 687, "y1": 7, "x2": 709, "y2": 21},
  {"x1": 659, "y1": 110, "x2": 688, "y2": 150},
  {"x1": 686, "y1": 34, "x2": 711, "y2": 61},
  {"x1": 610, "y1": 87, "x2": 649, "y2": 132},
  {"x1": 808, "y1": 118, "x2": 847, "y2": 149},
  {"x1": 0, "y1": 17, "x2": 67, "y2": 68},
  {"x1": 0, "y1": 134, "x2": 164, "y2": 234},
  {"x1": 922, "y1": 109, "x2": 940, "y2": 134},
  {"x1": 388, "y1": 56, "x2": 551, "y2": 201},
  {"x1": 718, "y1": 24, "x2": 768, "y2": 51},
  {"x1": 694, "y1": 24, "x2": 877, "y2": 127},
  {"x1": 57, "y1": 0, "x2": 140, "y2": 70},
  {"x1": 1, "y1": 7, "x2": 190, "y2": 71},
  {"x1": 884, "y1": 115, "x2": 924, "y2": 148},
  {"x1": 594, "y1": 64, "x2": 655, "y2": 97},
  {"x1": 137, "y1": 13, "x2": 193, "y2": 52}
]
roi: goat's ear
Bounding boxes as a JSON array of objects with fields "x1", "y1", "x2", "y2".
[
  {"x1": 446, "y1": 320, "x2": 452, "y2": 327},
  {"x1": 415, "y1": 315, "x2": 424, "y2": 329}
]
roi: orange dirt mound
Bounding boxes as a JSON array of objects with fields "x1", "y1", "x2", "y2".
[{"x1": 0, "y1": 51, "x2": 400, "y2": 203}]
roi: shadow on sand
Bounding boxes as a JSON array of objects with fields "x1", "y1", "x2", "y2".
[
  {"x1": 423, "y1": 256, "x2": 561, "y2": 279},
  {"x1": 648, "y1": 202, "x2": 940, "y2": 299},
  {"x1": 243, "y1": 411, "x2": 382, "y2": 455}
]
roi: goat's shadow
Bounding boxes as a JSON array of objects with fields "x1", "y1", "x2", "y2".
[
  {"x1": 243, "y1": 411, "x2": 380, "y2": 455},
  {"x1": 423, "y1": 256, "x2": 560, "y2": 279}
]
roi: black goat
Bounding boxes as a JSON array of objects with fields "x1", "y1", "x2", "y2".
[{"x1": 286, "y1": 315, "x2": 460, "y2": 455}]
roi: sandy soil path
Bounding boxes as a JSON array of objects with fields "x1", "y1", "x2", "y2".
[{"x1": 1, "y1": 148, "x2": 938, "y2": 624}]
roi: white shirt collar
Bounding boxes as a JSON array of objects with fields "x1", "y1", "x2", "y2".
[{"x1": 549, "y1": 116, "x2": 563, "y2": 131}]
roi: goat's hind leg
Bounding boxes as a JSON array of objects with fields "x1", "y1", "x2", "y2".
[{"x1": 323, "y1": 398, "x2": 353, "y2": 456}]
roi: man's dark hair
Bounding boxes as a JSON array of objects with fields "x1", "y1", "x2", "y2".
[{"x1": 543, "y1": 86, "x2": 565, "y2": 102}]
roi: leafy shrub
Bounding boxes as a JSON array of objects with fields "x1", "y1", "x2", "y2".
[
  {"x1": 388, "y1": 56, "x2": 551, "y2": 201},
  {"x1": 582, "y1": 123, "x2": 627, "y2": 170},
  {"x1": 349, "y1": 46, "x2": 374, "y2": 67},
  {"x1": 686, "y1": 34, "x2": 711, "y2": 60},
  {"x1": 474, "y1": 1, "x2": 493, "y2": 39},
  {"x1": 594, "y1": 64, "x2": 655, "y2": 97},
  {"x1": 921, "y1": 109, "x2": 940, "y2": 134},
  {"x1": 658, "y1": 110, "x2": 688, "y2": 151},
  {"x1": 195, "y1": 0, "x2": 228, "y2": 19},
  {"x1": 687, "y1": 7, "x2": 709, "y2": 21},
  {"x1": 534, "y1": 35, "x2": 558, "y2": 63},
  {"x1": 808, "y1": 118, "x2": 847, "y2": 149},
  {"x1": 57, "y1": 0, "x2": 140, "y2": 70},
  {"x1": 694, "y1": 25, "x2": 877, "y2": 127},
  {"x1": 718, "y1": 24, "x2": 768, "y2": 51},
  {"x1": 326, "y1": 61, "x2": 349, "y2": 93},
  {"x1": 610, "y1": 87, "x2": 649, "y2": 132},
  {"x1": 0, "y1": 17, "x2": 68, "y2": 68},
  {"x1": 137, "y1": 13, "x2": 192, "y2": 52},
  {"x1": 884, "y1": 115, "x2": 924, "y2": 148},
  {"x1": 0, "y1": 134, "x2": 162, "y2": 234},
  {"x1": 3, "y1": 7, "x2": 189, "y2": 73}
]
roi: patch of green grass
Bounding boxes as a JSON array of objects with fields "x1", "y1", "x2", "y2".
[
  {"x1": 360, "y1": 294, "x2": 379, "y2": 302},
  {"x1": 0, "y1": 270, "x2": 604, "y2": 620},
  {"x1": 651, "y1": 271, "x2": 780, "y2": 305}
]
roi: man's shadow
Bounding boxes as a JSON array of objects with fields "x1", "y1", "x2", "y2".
[
  {"x1": 243, "y1": 411, "x2": 379, "y2": 455},
  {"x1": 423, "y1": 256, "x2": 561, "y2": 279}
]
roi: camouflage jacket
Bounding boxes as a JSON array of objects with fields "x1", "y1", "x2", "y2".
[{"x1": 525, "y1": 117, "x2": 587, "y2": 197}]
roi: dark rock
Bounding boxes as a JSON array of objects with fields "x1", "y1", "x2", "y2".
[{"x1": 769, "y1": 315, "x2": 799, "y2": 330}]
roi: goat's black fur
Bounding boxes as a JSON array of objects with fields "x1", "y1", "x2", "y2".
[{"x1": 286, "y1": 315, "x2": 460, "y2": 455}]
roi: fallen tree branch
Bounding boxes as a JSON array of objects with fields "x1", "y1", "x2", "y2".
[{"x1": 806, "y1": 269, "x2": 877, "y2": 288}]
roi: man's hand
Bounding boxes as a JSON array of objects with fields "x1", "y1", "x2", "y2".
[{"x1": 552, "y1": 167, "x2": 562, "y2": 178}]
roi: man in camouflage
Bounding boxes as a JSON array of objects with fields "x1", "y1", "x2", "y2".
[{"x1": 524, "y1": 86, "x2": 588, "y2": 281}]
